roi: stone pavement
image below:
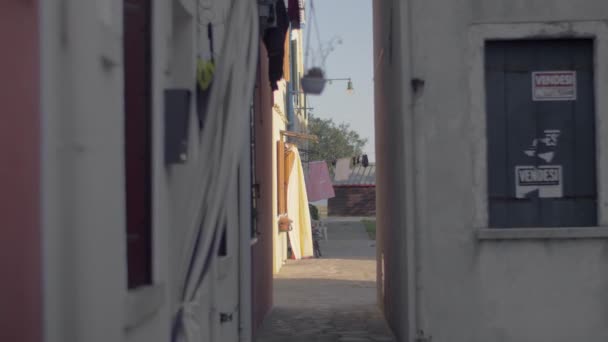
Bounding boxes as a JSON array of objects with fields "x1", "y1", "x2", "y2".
[{"x1": 255, "y1": 219, "x2": 396, "y2": 342}]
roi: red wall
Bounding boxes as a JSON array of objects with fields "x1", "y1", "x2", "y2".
[
  {"x1": 251, "y1": 43, "x2": 275, "y2": 336},
  {"x1": 0, "y1": 1, "x2": 42, "y2": 342},
  {"x1": 328, "y1": 186, "x2": 376, "y2": 217}
]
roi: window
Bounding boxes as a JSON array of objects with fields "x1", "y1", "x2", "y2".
[{"x1": 485, "y1": 39, "x2": 597, "y2": 228}]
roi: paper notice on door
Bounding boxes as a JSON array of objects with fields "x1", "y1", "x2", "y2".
[
  {"x1": 515, "y1": 165, "x2": 563, "y2": 198},
  {"x1": 532, "y1": 71, "x2": 577, "y2": 101}
]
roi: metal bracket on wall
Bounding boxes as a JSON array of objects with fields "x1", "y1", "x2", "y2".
[
  {"x1": 258, "y1": 0, "x2": 278, "y2": 31},
  {"x1": 411, "y1": 78, "x2": 425, "y2": 94},
  {"x1": 219, "y1": 312, "x2": 233, "y2": 324},
  {"x1": 164, "y1": 89, "x2": 192, "y2": 165},
  {"x1": 279, "y1": 130, "x2": 319, "y2": 144}
]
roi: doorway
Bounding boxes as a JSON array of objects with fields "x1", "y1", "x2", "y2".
[{"x1": 124, "y1": 0, "x2": 153, "y2": 289}]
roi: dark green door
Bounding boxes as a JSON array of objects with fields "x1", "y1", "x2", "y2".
[{"x1": 485, "y1": 39, "x2": 597, "y2": 228}]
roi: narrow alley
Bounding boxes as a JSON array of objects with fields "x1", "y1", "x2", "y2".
[
  {"x1": 6, "y1": 1, "x2": 608, "y2": 342},
  {"x1": 255, "y1": 219, "x2": 395, "y2": 342}
]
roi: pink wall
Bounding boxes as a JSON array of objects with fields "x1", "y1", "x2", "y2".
[
  {"x1": 251, "y1": 43, "x2": 275, "y2": 337},
  {"x1": 0, "y1": 1, "x2": 42, "y2": 341}
]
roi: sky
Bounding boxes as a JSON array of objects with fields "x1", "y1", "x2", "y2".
[{"x1": 304, "y1": 0, "x2": 375, "y2": 161}]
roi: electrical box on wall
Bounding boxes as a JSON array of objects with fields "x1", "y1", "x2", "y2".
[{"x1": 164, "y1": 89, "x2": 191, "y2": 165}]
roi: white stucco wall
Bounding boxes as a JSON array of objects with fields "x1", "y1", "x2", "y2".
[
  {"x1": 42, "y1": 0, "x2": 126, "y2": 341},
  {"x1": 131, "y1": 0, "x2": 240, "y2": 339},
  {"x1": 42, "y1": 0, "x2": 245, "y2": 341},
  {"x1": 375, "y1": 1, "x2": 608, "y2": 341}
]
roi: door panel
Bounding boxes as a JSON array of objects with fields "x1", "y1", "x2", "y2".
[{"x1": 124, "y1": 0, "x2": 152, "y2": 287}]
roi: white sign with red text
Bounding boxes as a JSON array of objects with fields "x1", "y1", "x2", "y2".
[{"x1": 532, "y1": 71, "x2": 577, "y2": 101}]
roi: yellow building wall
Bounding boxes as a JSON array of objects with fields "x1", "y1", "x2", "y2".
[{"x1": 272, "y1": 81, "x2": 289, "y2": 274}]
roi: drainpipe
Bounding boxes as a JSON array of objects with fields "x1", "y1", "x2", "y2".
[
  {"x1": 286, "y1": 28, "x2": 295, "y2": 132},
  {"x1": 286, "y1": 88, "x2": 294, "y2": 131},
  {"x1": 303, "y1": 93, "x2": 309, "y2": 170}
]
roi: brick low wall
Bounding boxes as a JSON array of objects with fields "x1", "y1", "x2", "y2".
[{"x1": 328, "y1": 186, "x2": 376, "y2": 217}]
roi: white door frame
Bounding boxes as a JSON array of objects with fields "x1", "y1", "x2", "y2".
[{"x1": 468, "y1": 21, "x2": 608, "y2": 234}]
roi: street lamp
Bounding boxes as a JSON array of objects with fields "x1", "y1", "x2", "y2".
[{"x1": 326, "y1": 78, "x2": 354, "y2": 94}]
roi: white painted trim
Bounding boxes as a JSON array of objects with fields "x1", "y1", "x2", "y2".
[
  {"x1": 124, "y1": 284, "x2": 166, "y2": 330},
  {"x1": 468, "y1": 21, "x2": 608, "y2": 229},
  {"x1": 477, "y1": 227, "x2": 608, "y2": 240}
]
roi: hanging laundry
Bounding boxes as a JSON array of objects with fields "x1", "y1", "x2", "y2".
[
  {"x1": 334, "y1": 158, "x2": 352, "y2": 181},
  {"x1": 305, "y1": 161, "x2": 335, "y2": 202},
  {"x1": 263, "y1": 0, "x2": 289, "y2": 90},
  {"x1": 285, "y1": 146, "x2": 314, "y2": 259},
  {"x1": 288, "y1": 0, "x2": 304, "y2": 28},
  {"x1": 362, "y1": 154, "x2": 369, "y2": 167}
]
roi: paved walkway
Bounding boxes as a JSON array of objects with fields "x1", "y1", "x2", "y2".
[{"x1": 255, "y1": 219, "x2": 396, "y2": 342}]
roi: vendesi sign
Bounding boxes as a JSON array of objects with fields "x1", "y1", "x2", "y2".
[
  {"x1": 515, "y1": 165, "x2": 563, "y2": 198},
  {"x1": 532, "y1": 71, "x2": 577, "y2": 101}
]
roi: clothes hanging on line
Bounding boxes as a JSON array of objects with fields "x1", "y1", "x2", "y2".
[
  {"x1": 288, "y1": 0, "x2": 304, "y2": 28},
  {"x1": 305, "y1": 161, "x2": 335, "y2": 202},
  {"x1": 362, "y1": 154, "x2": 369, "y2": 167},
  {"x1": 334, "y1": 158, "x2": 352, "y2": 181},
  {"x1": 263, "y1": 0, "x2": 289, "y2": 90}
]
